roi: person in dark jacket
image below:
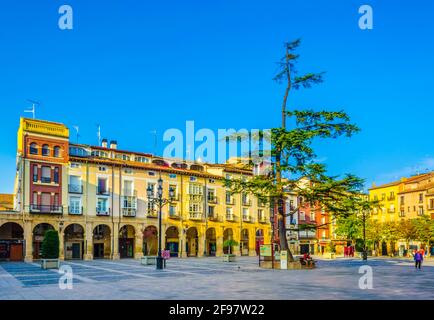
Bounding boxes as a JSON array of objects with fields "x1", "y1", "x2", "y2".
[{"x1": 414, "y1": 250, "x2": 423, "y2": 270}]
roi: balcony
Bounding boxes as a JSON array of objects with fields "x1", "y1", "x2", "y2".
[
  {"x1": 122, "y1": 208, "x2": 137, "y2": 217},
  {"x1": 97, "y1": 188, "x2": 110, "y2": 196},
  {"x1": 207, "y1": 196, "x2": 218, "y2": 204},
  {"x1": 189, "y1": 212, "x2": 203, "y2": 220},
  {"x1": 225, "y1": 198, "x2": 235, "y2": 205},
  {"x1": 242, "y1": 199, "x2": 252, "y2": 207},
  {"x1": 30, "y1": 205, "x2": 63, "y2": 215},
  {"x1": 69, "y1": 184, "x2": 83, "y2": 194},
  {"x1": 168, "y1": 212, "x2": 181, "y2": 220},
  {"x1": 387, "y1": 196, "x2": 396, "y2": 201},
  {"x1": 68, "y1": 206, "x2": 83, "y2": 215},
  {"x1": 147, "y1": 210, "x2": 158, "y2": 219},
  {"x1": 243, "y1": 215, "x2": 254, "y2": 223},
  {"x1": 96, "y1": 207, "x2": 110, "y2": 216},
  {"x1": 387, "y1": 209, "x2": 396, "y2": 213},
  {"x1": 169, "y1": 195, "x2": 180, "y2": 202},
  {"x1": 258, "y1": 215, "x2": 268, "y2": 224},
  {"x1": 226, "y1": 214, "x2": 237, "y2": 222},
  {"x1": 208, "y1": 213, "x2": 221, "y2": 222}
]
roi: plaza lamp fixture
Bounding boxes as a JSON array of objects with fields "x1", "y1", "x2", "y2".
[{"x1": 146, "y1": 174, "x2": 175, "y2": 270}]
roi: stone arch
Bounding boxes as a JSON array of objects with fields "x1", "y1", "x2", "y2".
[
  {"x1": 119, "y1": 225, "x2": 135, "y2": 258},
  {"x1": 166, "y1": 226, "x2": 179, "y2": 257},
  {"x1": 93, "y1": 224, "x2": 111, "y2": 259},
  {"x1": 64, "y1": 223, "x2": 85, "y2": 260},
  {"x1": 223, "y1": 228, "x2": 234, "y2": 254},
  {"x1": 186, "y1": 227, "x2": 199, "y2": 257},
  {"x1": 143, "y1": 225, "x2": 158, "y2": 256},
  {"x1": 206, "y1": 228, "x2": 217, "y2": 256},
  {"x1": 32, "y1": 223, "x2": 55, "y2": 260},
  {"x1": 241, "y1": 229, "x2": 249, "y2": 256},
  {"x1": 0, "y1": 222, "x2": 24, "y2": 261},
  {"x1": 255, "y1": 228, "x2": 265, "y2": 255}
]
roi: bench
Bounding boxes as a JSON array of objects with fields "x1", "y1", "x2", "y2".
[{"x1": 141, "y1": 256, "x2": 157, "y2": 266}]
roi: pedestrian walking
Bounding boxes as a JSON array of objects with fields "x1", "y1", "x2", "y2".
[{"x1": 414, "y1": 250, "x2": 423, "y2": 270}]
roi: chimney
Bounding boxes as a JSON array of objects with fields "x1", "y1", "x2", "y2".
[
  {"x1": 110, "y1": 140, "x2": 118, "y2": 150},
  {"x1": 101, "y1": 139, "x2": 108, "y2": 148}
]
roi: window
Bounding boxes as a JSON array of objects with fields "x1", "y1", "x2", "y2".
[
  {"x1": 97, "y1": 177, "x2": 108, "y2": 195},
  {"x1": 123, "y1": 180, "x2": 133, "y2": 196},
  {"x1": 33, "y1": 165, "x2": 38, "y2": 182},
  {"x1": 53, "y1": 194, "x2": 59, "y2": 207},
  {"x1": 30, "y1": 143, "x2": 38, "y2": 155},
  {"x1": 190, "y1": 176, "x2": 197, "y2": 182},
  {"x1": 42, "y1": 144, "x2": 50, "y2": 156},
  {"x1": 400, "y1": 196, "x2": 404, "y2": 205},
  {"x1": 41, "y1": 193, "x2": 51, "y2": 206},
  {"x1": 70, "y1": 163, "x2": 81, "y2": 168},
  {"x1": 321, "y1": 217, "x2": 326, "y2": 224},
  {"x1": 419, "y1": 193, "x2": 424, "y2": 203},
  {"x1": 41, "y1": 166, "x2": 51, "y2": 183},
  {"x1": 98, "y1": 166, "x2": 107, "y2": 172},
  {"x1": 188, "y1": 183, "x2": 203, "y2": 195},
  {"x1": 299, "y1": 211, "x2": 306, "y2": 220},
  {"x1": 226, "y1": 191, "x2": 232, "y2": 204},
  {"x1": 208, "y1": 206, "x2": 215, "y2": 215},
  {"x1": 242, "y1": 208, "x2": 249, "y2": 218},
  {"x1": 135, "y1": 156, "x2": 150, "y2": 163},
  {"x1": 32, "y1": 192, "x2": 38, "y2": 205},
  {"x1": 226, "y1": 207, "x2": 232, "y2": 216},
  {"x1": 97, "y1": 198, "x2": 109, "y2": 214},
  {"x1": 209, "y1": 179, "x2": 215, "y2": 184},
  {"x1": 430, "y1": 199, "x2": 434, "y2": 209},
  {"x1": 148, "y1": 171, "x2": 156, "y2": 176},
  {"x1": 418, "y1": 207, "x2": 424, "y2": 216},
  {"x1": 69, "y1": 197, "x2": 81, "y2": 214},
  {"x1": 258, "y1": 209, "x2": 264, "y2": 220},
  {"x1": 169, "y1": 174, "x2": 177, "y2": 179},
  {"x1": 54, "y1": 167, "x2": 59, "y2": 184},
  {"x1": 310, "y1": 212, "x2": 316, "y2": 221},
  {"x1": 69, "y1": 176, "x2": 82, "y2": 193},
  {"x1": 53, "y1": 146, "x2": 61, "y2": 158}
]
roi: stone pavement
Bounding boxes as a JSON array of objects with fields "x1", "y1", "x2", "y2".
[{"x1": 0, "y1": 257, "x2": 433, "y2": 300}]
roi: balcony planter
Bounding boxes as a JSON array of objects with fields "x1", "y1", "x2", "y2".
[
  {"x1": 223, "y1": 239, "x2": 239, "y2": 262},
  {"x1": 40, "y1": 230, "x2": 60, "y2": 270},
  {"x1": 141, "y1": 256, "x2": 157, "y2": 266},
  {"x1": 41, "y1": 259, "x2": 60, "y2": 270},
  {"x1": 223, "y1": 254, "x2": 236, "y2": 262}
]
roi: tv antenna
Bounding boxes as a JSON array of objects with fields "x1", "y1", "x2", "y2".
[
  {"x1": 73, "y1": 126, "x2": 80, "y2": 144},
  {"x1": 96, "y1": 124, "x2": 101, "y2": 146},
  {"x1": 24, "y1": 99, "x2": 40, "y2": 119},
  {"x1": 150, "y1": 129, "x2": 157, "y2": 155}
]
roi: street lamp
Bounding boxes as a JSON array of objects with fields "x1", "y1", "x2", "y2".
[
  {"x1": 146, "y1": 174, "x2": 175, "y2": 270},
  {"x1": 361, "y1": 209, "x2": 369, "y2": 261}
]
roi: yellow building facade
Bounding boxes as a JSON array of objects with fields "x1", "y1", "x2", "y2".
[{"x1": 0, "y1": 118, "x2": 271, "y2": 262}]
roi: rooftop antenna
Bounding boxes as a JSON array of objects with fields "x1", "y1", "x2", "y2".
[
  {"x1": 150, "y1": 129, "x2": 157, "y2": 155},
  {"x1": 96, "y1": 124, "x2": 101, "y2": 146},
  {"x1": 73, "y1": 126, "x2": 80, "y2": 144},
  {"x1": 24, "y1": 99, "x2": 40, "y2": 119}
]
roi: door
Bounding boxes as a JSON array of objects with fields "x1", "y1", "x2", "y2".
[
  {"x1": 10, "y1": 244, "x2": 23, "y2": 261},
  {"x1": 300, "y1": 244, "x2": 310, "y2": 254},
  {"x1": 208, "y1": 242, "x2": 216, "y2": 256},
  {"x1": 167, "y1": 242, "x2": 179, "y2": 257},
  {"x1": 94, "y1": 244, "x2": 104, "y2": 259},
  {"x1": 72, "y1": 243, "x2": 81, "y2": 259}
]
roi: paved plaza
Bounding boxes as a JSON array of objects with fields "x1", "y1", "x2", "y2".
[{"x1": 1, "y1": 257, "x2": 433, "y2": 300}]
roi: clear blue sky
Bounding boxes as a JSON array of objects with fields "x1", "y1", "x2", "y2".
[{"x1": 0, "y1": 0, "x2": 433, "y2": 193}]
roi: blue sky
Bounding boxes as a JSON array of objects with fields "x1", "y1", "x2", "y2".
[{"x1": 0, "y1": 0, "x2": 433, "y2": 193}]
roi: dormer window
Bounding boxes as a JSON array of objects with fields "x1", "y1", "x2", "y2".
[
  {"x1": 30, "y1": 143, "x2": 38, "y2": 155},
  {"x1": 42, "y1": 144, "x2": 50, "y2": 156}
]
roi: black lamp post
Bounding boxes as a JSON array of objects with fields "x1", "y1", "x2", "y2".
[{"x1": 147, "y1": 174, "x2": 175, "y2": 270}]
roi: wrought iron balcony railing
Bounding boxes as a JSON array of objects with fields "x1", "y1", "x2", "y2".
[
  {"x1": 30, "y1": 205, "x2": 63, "y2": 215},
  {"x1": 68, "y1": 206, "x2": 83, "y2": 215},
  {"x1": 122, "y1": 208, "x2": 137, "y2": 217},
  {"x1": 69, "y1": 184, "x2": 83, "y2": 194},
  {"x1": 96, "y1": 207, "x2": 110, "y2": 216}
]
